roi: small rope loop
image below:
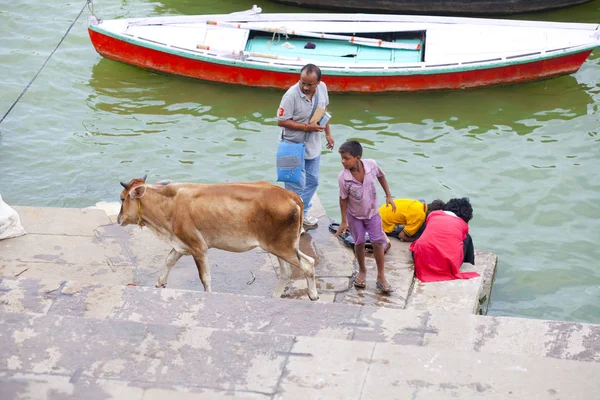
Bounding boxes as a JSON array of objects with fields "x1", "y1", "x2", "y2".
[
  {"x1": 267, "y1": 28, "x2": 289, "y2": 49},
  {"x1": 87, "y1": 0, "x2": 95, "y2": 17}
]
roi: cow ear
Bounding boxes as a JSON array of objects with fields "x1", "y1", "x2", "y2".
[{"x1": 129, "y1": 185, "x2": 147, "y2": 199}]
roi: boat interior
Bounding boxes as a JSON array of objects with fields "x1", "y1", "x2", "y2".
[{"x1": 245, "y1": 31, "x2": 426, "y2": 64}]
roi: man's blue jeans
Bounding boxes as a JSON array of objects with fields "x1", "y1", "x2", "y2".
[{"x1": 284, "y1": 155, "x2": 320, "y2": 216}]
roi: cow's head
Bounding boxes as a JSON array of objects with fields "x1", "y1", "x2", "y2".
[{"x1": 117, "y1": 175, "x2": 148, "y2": 226}]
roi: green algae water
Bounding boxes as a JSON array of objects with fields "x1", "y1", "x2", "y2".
[{"x1": 1, "y1": 0, "x2": 599, "y2": 323}]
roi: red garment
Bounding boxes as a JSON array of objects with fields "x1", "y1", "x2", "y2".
[{"x1": 409, "y1": 211, "x2": 479, "y2": 282}]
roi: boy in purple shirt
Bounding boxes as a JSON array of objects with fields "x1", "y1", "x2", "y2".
[{"x1": 334, "y1": 141, "x2": 396, "y2": 293}]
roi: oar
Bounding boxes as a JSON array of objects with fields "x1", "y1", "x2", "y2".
[
  {"x1": 293, "y1": 30, "x2": 421, "y2": 51},
  {"x1": 206, "y1": 21, "x2": 420, "y2": 51},
  {"x1": 196, "y1": 44, "x2": 304, "y2": 61}
]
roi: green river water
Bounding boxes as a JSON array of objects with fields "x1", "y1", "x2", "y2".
[{"x1": 1, "y1": 0, "x2": 599, "y2": 323}]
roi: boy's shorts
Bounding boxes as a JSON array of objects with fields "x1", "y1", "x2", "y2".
[{"x1": 346, "y1": 213, "x2": 387, "y2": 246}]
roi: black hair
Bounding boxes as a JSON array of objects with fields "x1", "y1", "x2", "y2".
[
  {"x1": 428, "y1": 199, "x2": 445, "y2": 212},
  {"x1": 301, "y1": 63, "x2": 322, "y2": 81},
  {"x1": 338, "y1": 140, "x2": 363, "y2": 157},
  {"x1": 445, "y1": 197, "x2": 473, "y2": 224}
]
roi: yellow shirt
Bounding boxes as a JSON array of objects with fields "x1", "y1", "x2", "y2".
[{"x1": 379, "y1": 199, "x2": 427, "y2": 236}]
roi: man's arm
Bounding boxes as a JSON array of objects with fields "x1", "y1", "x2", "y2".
[
  {"x1": 277, "y1": 119, "x2": 324, "y2": 133},
  {"x1": 277, "y1": 94, "x2": 324, "y2": 132},
  {"x1": 398, "y1": 212, "x2": 425, "y2": 242},
  {"x1": 323, "y1": 83, "x2": 334, "y2": 149},
  {"x1": 398, "y1": 230, "x2": 416, "y2": 242},
  {"x1": 324, "y1": 122, "x2": 334, "y2": 150}
]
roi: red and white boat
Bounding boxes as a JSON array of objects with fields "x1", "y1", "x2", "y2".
[{"x1": 87, "y1": 4, "x2": 600, "y2": 92}]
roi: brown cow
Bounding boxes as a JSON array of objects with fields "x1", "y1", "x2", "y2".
[{"x1": 117, "y1": 176, "x2": 318, "y2": 300}]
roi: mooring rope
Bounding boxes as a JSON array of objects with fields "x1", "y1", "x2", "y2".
[
  {"x1": 267, "y1": 27, "x2": 289, "y2": 49},
  {"x1": 0, "y1": 0, "x2": 91, "y2": 125}
]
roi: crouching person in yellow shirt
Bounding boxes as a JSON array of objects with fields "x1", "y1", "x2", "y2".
[{"x1": 379, "y1": 199, "x2": 445, "y2": 242}]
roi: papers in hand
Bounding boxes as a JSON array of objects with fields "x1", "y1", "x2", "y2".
[
  {"x1": 318, "y1": 111, "x2": 331, "y2": 126},
  {"x1": 309, "y1": 107, "x2": 332, "y2": 126},
  {"x1": 310, "y1": 107, "x2": 325, "y2": 124}
]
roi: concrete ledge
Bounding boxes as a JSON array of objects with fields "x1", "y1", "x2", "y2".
[
  {"x1": 339, "y1": 240, "x2": 415, "y2": 309},
  {"x1": 406, "y1": 250, "x2": 498, "y2": 314},
  {"x1": 13, "y1": 206, "x2": 110, "y2": 236}
]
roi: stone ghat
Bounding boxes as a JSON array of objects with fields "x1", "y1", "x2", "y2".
[
  {"x1": 2, "y1": 194, "x2": 495, "y2": 314},
  {"x1": 2, "y1": 198, "x2": 600, "y2": 399}
]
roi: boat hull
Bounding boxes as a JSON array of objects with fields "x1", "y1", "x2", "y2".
[
  {"x1": 268, "y1": 0, "x2": 594, "y2": 16},
  {"x1": 89, "y1": 28, "x2": 592, "y2": 92}
]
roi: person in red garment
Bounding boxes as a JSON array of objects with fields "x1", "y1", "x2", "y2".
[{"x1": 409, "y1": 197, "x2": 479, "y2": 282}]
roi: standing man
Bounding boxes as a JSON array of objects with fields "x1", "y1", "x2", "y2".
[{"x1": 277, "y1": 64, "x2": 334, "y2": 229}]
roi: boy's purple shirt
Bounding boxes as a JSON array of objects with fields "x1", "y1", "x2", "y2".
[{"x1": 338, "y1": 159, "x2": 385, "y2": 219}]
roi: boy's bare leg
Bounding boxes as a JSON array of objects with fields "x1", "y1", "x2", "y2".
[
  {"x1": 372, "y1": 243, "x2": 392, "y2": 289},
  {"x1": 355, "y1": 243, "x2": 367, "y2": 285}
]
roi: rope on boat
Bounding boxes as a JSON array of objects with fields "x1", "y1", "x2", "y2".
[
  {"x1": 0, "y1": 0, "x2": 91, "y2": 125},
  {"x1": 87, "y1": 0, "x2": 96, "y2": 19},
  {"x1": 267, "y1": 29, "x2": 289, "y2": 49},
  {"x1": 268, "y1": 30, "x2": 281, "y2": 48}
]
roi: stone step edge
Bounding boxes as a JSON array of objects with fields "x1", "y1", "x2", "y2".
[
  {"x1": 0, "y1": 273, "x2": 490, "y2": 321},
  {"x1": 2, "y1": 309, "x2": 596, "y2": 369},
  {"x1": 0, "y1": 274, "x2": 356, "y2": 306},
  {"x1": 3, "y1": 275, "x2": 599, "y2": 364}
]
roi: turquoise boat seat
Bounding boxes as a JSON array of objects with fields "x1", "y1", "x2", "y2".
[{"x1": 245, "y1": 36, "x2": 422, "y2": 64}]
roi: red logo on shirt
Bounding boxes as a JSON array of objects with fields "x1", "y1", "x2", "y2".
[{"x1": 278, "y1": 107, "x2": 284, "y2": 117}]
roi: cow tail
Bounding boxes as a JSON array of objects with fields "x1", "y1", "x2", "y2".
[{"x1": 294, "y1": 195, "x2": 304, "y2": 238}]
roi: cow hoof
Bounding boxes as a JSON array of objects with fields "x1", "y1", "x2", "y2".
[
  {"x1": 155, "y1": 282, "x2": 167, "y2": 288},
  {"x1": 308, "y1": 294, "x2": 319, "y2": 301}
]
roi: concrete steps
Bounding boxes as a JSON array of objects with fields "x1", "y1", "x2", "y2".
[
  {"x1": 1, "y1": 309, "x2": 599, "y2": 400},
  {"x1": 1, "y1": 280, "x2": 600, "y2": 398},
  {"x1": 5, "y1": 204, "x2": 593, "y2": 398},
  {"x1": 1, "y1": 276, "x2": 599, "y2": 364}
]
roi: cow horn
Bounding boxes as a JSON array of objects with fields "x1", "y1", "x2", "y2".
[
  {"x1": 120, "y1": 181, "x2": 130, "y2": 189},
  {"x1": 142, "y1": 174, "x2": 147, "y2": 182}
]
